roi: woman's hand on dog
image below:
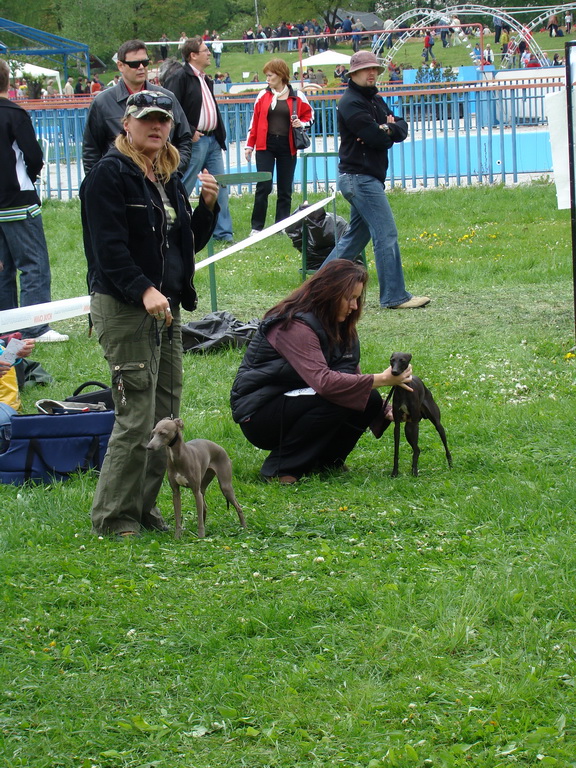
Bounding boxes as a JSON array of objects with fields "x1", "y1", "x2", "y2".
[{"x1": 373, "y1": 364, "x2": 413, "y2": 391}]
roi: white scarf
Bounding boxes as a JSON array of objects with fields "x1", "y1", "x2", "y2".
[{"x1": 270, "y1": 84, "x2": 289, "y2": 110}]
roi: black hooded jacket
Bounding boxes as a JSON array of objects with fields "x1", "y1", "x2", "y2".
[
  {"x1": 80, "y1": 149, "x2": 218, "y2": 312},
  {"x1": 337, "y1": 79, "x2": 408, "y2": 183}
]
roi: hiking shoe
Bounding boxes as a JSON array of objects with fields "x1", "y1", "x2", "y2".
[
  {"x1": 36, "y1": 329, "x2": 69, "y2": 342},
  {"x1": 388, "y1": 296, "x2": 430, "y2": 309}
]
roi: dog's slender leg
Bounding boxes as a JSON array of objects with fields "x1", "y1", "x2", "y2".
[
  {"x1": 216, "y1": 461, "x2": 246, "y2": 528},
  {"x1": 392, "y1": 420, "x2": 402, "y2": 477},
  {"x1": 422, "y1": 396, "x2": 452, "y2": 469},
  {"x1": 404, "y1": 422, "x2": 421, "y2": 476},
  {"x1": 172, "y1": 485, "x2": 183, "y2": 539},
  {"x1": 223, "y1": 493, "x2": 246, "y2": 528},
  {"x1": 194, "y1": 490, "x2": 206, "y2": 538},
  {"x1": 232, "y1": 498, "x2": 246, "y2": 528},
  {"x1": 434, "y1": 422, "x2": 452, "y2": 468}
]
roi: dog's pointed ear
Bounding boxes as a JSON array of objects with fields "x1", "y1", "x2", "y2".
[
  {"x1": 405, "y1": 353, "x2": 412, "y2": 363},
  {"x1": 174, "y1": 418, "x2": 184, "y2": 430}
]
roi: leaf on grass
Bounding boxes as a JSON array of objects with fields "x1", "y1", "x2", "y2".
[
  {"x1": 131, "y1": 715, "x2": 162, "y2": 732},
  {"x1": 496, "y1": 743, "x2": 518, "y2": 756},
  {"x1": 217, "y1": 705, "x2": 238, "y2": 719},
  {"x1": 297, "y1": 728, "x2": 314, "y2": 742},
  {"x1": 245, "y1": 726, "x2": 260, "y2": 738},
  {"x1": 404, "y1": 744, "x2": 419, "y2": 760},
  {"x1": 526, "y1": 726, "x2": 558, "y2": 744},
  {"x1": 451, "y1": 743, "x2": 473, "y2": 754}
]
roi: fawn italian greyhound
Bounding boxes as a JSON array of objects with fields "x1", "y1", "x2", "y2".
[
  {"x1": 147, "y1": 417, "x2": 246, "y2": 539},
  {"x1": 389, "y1": 352, "x2": 452, "y2": 477}
]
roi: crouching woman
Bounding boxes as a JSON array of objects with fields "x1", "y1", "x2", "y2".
[{"x1": 230, "y1": 260, "x2": 413, "y2": 482}]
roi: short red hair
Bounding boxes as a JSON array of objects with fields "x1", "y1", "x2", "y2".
[{"x1": 263, "y1": 58, "x2": 290, "y2": 85}]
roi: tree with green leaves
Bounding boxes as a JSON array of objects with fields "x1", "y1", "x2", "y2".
[{"x1": 261, "y1": 0, "x2": 376, "y2": 30}]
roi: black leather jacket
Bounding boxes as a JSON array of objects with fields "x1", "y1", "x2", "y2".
[
  {"x1": 82, "y1": 79, "x2": 193, "y2": 174},
  {"x1": 80, "y1": 149, "x2": 218, "y2": 312}
]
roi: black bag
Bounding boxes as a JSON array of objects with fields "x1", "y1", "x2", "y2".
[
  {"x1": 292, "y1": 97, "x2": 311, "y2": 150},
  {"x1": 65, "y1": 381, "x2": 114, "y2": 410},
  {"x1": 181, "y1": 311, "x2": 259, "y2": 353},
  {"x1": 285, "y1": 203, "x2": 349, "y2": 270},
  {"x1": 0, "y1": 411, "x2": 115, "y2": 485}
]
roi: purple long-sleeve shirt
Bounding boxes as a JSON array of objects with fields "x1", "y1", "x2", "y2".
[{"x1": 266, "y1": 319, "x2": 374, "y2": 411}]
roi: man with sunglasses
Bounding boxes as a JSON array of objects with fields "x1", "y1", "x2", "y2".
[
  {"x1": 83, "y1": 39, "x2": 192, "y2": 174},
  {"x1": 163, "y1": 36, "x2": 234, "y2": 244}
]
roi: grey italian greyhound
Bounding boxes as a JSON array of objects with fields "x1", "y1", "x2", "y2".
[
  {"x1": 147, "y1": 417, "x2": 246, "y2": 539},
  {"x1": 389, "y1": 352, "x2": 452, "y2": 477}
]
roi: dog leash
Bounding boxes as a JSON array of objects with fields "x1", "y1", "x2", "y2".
[
  {"x1": 151, "y1": 298, "x2": 175, "y2": 419},
  {"x1": 383, "y1": 387, "x2": 394, "y2": 407},
  {"x1": 167, "y1": 299, "x2": 175, "y2": 419}
]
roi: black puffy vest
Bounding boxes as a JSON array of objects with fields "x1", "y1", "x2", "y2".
[{"x1": 230, "y1": 312, "x2": 360, "y2": 423}]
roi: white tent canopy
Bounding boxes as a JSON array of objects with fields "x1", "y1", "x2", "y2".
[
  {"x1": 292, "y1": 50, "x2": 351, "y2": 73},
  {"x1": 10, "y1": 61, "x2": 63, "y2": 95}
]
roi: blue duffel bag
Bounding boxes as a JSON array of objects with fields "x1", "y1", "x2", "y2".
[{"x1": 0, "y1": 410, "x2": 115, "y2": 485}]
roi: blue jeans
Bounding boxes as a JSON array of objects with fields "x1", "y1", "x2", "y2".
[
  {"x1": 0, "y1": 401, "x2": 17, "y2": 452},
  {"x1": 182, "y1": 135, "x2": 233, "y2": 241},
  {"x1": 322, "y1": 173, "x2": 412, "y2": 308},
  {"x1": 0, "y1": 212, "x2": 51, "y2": 336}
]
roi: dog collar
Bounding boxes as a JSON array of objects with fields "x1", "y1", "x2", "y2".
[{"x1": 167, "y1": 434, "x2": 179, "y2": 447}]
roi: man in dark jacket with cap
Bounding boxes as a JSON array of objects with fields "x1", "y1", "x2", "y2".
[{"x1": 321, "y1": 51, "x2": 429, "y2": 309}]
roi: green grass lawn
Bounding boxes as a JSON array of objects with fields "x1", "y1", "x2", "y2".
[{"x1": 2, "y1": 182, "x2": 576, "y2": 767}]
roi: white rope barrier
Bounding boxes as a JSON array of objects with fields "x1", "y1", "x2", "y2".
[
  {"x1": 0, "y1": 296, "x2": 91, "y2": 334},
  {"x1": 195, "y1": 193, "x2": 335, "y2": 270},
  {"x1": 0, "y1": 193, "x2": 336, "y2": 334}
]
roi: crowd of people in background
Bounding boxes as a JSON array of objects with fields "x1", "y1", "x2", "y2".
[{"x1": 5, "y1": 10, "x2": 572, "y2": 100}]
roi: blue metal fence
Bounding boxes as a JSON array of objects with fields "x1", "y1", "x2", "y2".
[{"x1": 28, "y1": 78, "x2": 562, "y2": 200}]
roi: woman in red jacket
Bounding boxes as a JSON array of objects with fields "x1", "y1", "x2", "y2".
[{"x1": 245, "y1": 58, "x2": 314, "y2": 234}]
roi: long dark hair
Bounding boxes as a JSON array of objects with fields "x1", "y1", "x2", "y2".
[{"x1": 265, "y1": 260, "x2": 368, "y2": 349}]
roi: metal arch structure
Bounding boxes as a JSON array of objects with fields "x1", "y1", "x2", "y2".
[{"x1": 372, "y1": 4, "x2": 576, "y2": 69}]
